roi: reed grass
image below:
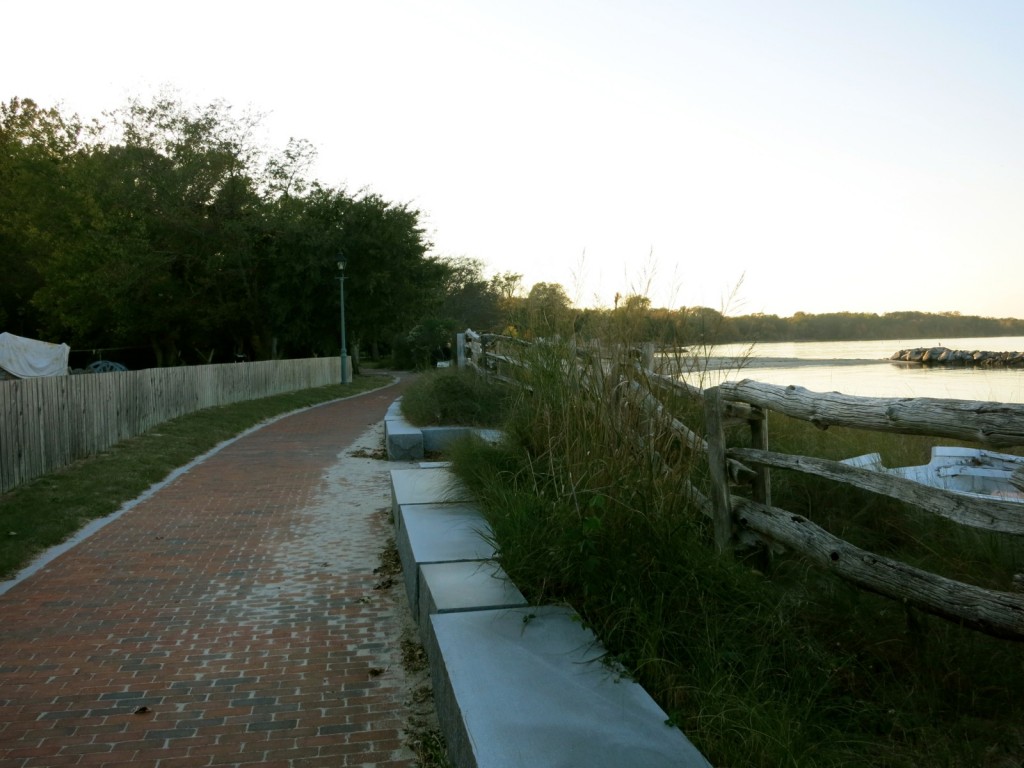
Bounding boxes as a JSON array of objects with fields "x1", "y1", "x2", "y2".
[
  {"x1": 399, "y1": 366, "x2": 512, "y2": 427},
  {"x1": 437, "y1": 341, "x2": 1024, "y2": 768}
]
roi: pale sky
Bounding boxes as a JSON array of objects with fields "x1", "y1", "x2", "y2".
[{"x1": 5, "y1": 1, "x2": 1024, "y2": 318}]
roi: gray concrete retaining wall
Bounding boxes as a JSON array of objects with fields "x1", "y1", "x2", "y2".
[{"x1": 389, "y1": 455, "x2": 712, "y2": 767}]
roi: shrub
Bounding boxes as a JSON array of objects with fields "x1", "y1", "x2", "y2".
[{"x1": 399, "y1": 366, "x2": 512, "y2": 427}]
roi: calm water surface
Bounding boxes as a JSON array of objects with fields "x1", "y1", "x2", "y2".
[{"x1": 673, "y1": 336, "x2": 1024, "y2": 404}]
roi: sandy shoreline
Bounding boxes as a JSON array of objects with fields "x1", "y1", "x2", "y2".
[{"x1": 694, "y1": 356, "x2": 891, "y2": 371}]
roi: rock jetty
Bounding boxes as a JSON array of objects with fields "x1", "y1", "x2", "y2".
[{"x1": 890, "y1": 347, "x2": 1024, "y2": 366}]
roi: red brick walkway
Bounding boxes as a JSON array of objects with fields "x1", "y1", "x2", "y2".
[{"x1": 0, "y1": 374, "x2": 425, "y2": 768}]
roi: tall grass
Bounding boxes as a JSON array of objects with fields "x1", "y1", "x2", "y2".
[
  {"x1": 444, "y1": 339, "x2": 1024, "y2": 768},
  {"x1": 399, "y1": 366, "x2": 512, "y2": 427}
]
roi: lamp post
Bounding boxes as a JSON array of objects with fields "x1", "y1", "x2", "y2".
[{"x1": 338, "y1": 255, "x2": 349, "y2": 384}]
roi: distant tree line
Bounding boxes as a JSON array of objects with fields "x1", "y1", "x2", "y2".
[
  {"x1": 491, "y1": 291, "x2": 1024, "y2": 348},
  {"x1": 670, "y1": 309, "x2": 1024, "y2": 345}
]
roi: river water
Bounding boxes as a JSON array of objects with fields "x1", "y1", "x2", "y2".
[{"x1": 672, "y1": 336, "x2": 1024, "y2": 404}]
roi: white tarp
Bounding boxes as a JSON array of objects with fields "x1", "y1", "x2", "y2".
[{"x1": 0, "y1": 332, "x2": 70, "y2": 378}]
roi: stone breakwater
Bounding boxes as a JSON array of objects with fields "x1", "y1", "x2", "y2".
[{"x1": 890, "y1": 346, "x2": 1024, "y2": 366}]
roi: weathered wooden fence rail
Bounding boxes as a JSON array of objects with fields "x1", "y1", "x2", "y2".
[
  {"x1": 0, "y1": 357, "x2": 341, "y2": 494},
  {"x1": 458, "y1": 329, "x2": 1024, "y2": 641},
  {"x1": 704, "y1": 380, "x2": 1024, "y2": 641}
]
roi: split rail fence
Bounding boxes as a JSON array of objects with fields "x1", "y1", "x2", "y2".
[
  {"x1": 459, "y1": 329, "x2": 1024, "y2": 641},
  {"x1": 0, "y1": 357, "x2": 341, "y2": 494}
]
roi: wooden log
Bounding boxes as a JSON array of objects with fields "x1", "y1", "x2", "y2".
[
  {"x1": 717, "y1": 380, "x2": 1024, "y2": 448},
  {"x1": 729, "y1": 447, "x2": 1024, "y2": 535},
  {"x1": 1012, "y1": 467, "x2": 1024, "y2": 493},
  {"x1": 734, "y1": 498, "x2": 1024, "y2": 641}
]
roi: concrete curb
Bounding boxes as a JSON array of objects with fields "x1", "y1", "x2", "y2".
[
  {"x1": 388, "y1": 455, "x2": 713, "y2": 767},
  {"x1": 384, "y1": 398, "x2": 502, "y2": 460}
]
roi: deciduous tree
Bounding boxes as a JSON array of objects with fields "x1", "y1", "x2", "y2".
[{"x1": 0, "y1": 98, "x2": 81, "y2": 336}]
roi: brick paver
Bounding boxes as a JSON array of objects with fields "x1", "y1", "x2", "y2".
[{"x1": 0, "y1": 374, "x2": 426, "y2": 767}]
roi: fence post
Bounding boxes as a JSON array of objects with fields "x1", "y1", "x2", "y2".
[
  {"x1": 703, "y1": 386, "x2": 734, "y2": 554},
  {"x1": 748, "y1": 404, "x2": 773, "y2": 570},
  {"x1": 642, "y1": 342, "x2": 655, "y2": 372},
  {"x1": 749, "y1": 406, "x2": 771, "y2": 508},
  {"x1": 456, "y1": 333, "x2": 466, "y2": 368}
]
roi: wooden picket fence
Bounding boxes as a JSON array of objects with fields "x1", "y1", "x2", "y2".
[
  {"x1": 458, "y1": 330, "x2": 1024, "y2": 641},
  {"x1": 0, "y1": 357, "x2": 341, "y2": 494}
]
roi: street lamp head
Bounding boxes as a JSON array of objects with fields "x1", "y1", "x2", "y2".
[{"x1": 337, "y1": 255, "x2": 347, "y2": 272}]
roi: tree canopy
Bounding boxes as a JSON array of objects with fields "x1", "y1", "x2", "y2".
[{"x1": 1, "y1": 94, "x2": 463, "y2": 367}]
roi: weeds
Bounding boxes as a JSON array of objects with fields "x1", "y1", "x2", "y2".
[
  {"x1": 379, "y1": 536, "x2": 452, "y2": 768},
  {"x1": 399, "y1": 366, "x2": 512, "y2": 427},
  {"x1": 439, "y1": 340, "x2": 1024, "y2": 767}
]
